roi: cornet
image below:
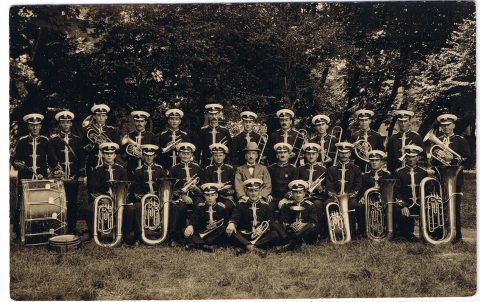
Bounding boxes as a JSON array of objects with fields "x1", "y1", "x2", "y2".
[
  {"x1": 199, "y1": 219, "x2": 224, "y2": 239},
  {"x1": 162, "y1": 138, "x2": 182, "y2": 154},
  {"x1": 121, "y1": 136, "x2": 143, "y2": 158},
  {"x1": 423, "y1": 129, "x2": 463, "y2": 166},
  {"x1": 250, "y1": 220, "x2": 270, "y2": 245},
  {"x1": 141, "y1": 179, "x2": 172, "y2": 245},
  {"x1": 181, "y1": 176, "x2": 200, "y2": 194}
]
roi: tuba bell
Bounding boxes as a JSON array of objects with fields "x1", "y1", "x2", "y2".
[
  {"x1": 141, "y1": 179, "x2": 171, "y2": 245},
  {"x1": 423, "y1": 129, "x2": 463, "y2": 166},
  {"x1": 326, "y1": 194, "x2": 352, "y2": 244},
  {"x1": 419, "y1": 165, "x2": 462, "y2": 245},
  {"x1": 364, "y1": 179, "x2": 396, "y2": 241},
  {"x1": 93, "y1": 180, "x2": 132, "y2": 247}
]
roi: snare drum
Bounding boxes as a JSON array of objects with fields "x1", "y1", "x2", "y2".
[
  {"x1": 48, "y1": 235, "x2": 81, "y2": 253},
  {"x1": 20, "y1": 179, "x2": 67, "y2": 246}
]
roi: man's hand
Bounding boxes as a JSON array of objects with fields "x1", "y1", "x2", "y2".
[
  {"x1": 291, "y1": 221, "x2": 305, "y2": 233},
  {"x1": 358, "y1": 197, "x2": 365, "y2": 205},
  {"x1": 226, "y1": 222, "x2": 236, "y2": 236},
  {"x1": 401, "y1": 206, "x2": 410, "y2": 217},
  {"x1": 37, "y1": 174, "x2": 44, "y2": 180},
  {"x1": 278, "y1": 198, "x2": 289, "y2": 209},
  {"x1": 79, "y1": 176, "x2": 87, "y2": 184},
  {"x1": 182, "y1": 194, "x2": 193, "y2": 205},
  {"x1": 184, "y1": 225, "x2": 194, "y2": 238},
  {"x1": 13, "y1": 160, "x2": 26, "y2": 170}
]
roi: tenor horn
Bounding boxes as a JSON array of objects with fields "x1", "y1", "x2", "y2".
[
  {"x1": 423, "y1": 129, "x2": 463, "y2": 166},
  {"x1": 364, "y1": 179, "x2": 396, "y2": 241},
  {"x1": 86, "y1": 127, "x2": 112, "y2": 146},
  {"x1": 326, "y1": 194, "x2": 352, "y2": 244},
  {"x1": 121, "y1": 135, "x2": 143, "y2": 158},
  {"x1": 93, "y1": 180, "x2": 132, "y2": 247},
  {"x1": 419, "y1": 165, "x2": 462, "y2": 244},
  {"x1": 141, "y1": 179, "x2": 171, "y2": 245}
]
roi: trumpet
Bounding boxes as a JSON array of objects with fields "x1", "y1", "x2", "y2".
[
  {"x1": 141, "y1": 179, "x2": 171, "y2": 245},
  {"x1": 93, "y1": 180, "x2": 132, "y2": 247},
  {"x1": 364, "y1": 179, "x2": 396, "y2": 241},
  {"x1": 121, "y1": 136, "x2": 143, "y2": 158},
  {"x1": 199, "y1": 219, "x2": 224, "y2": 239},
  {"x1": 419, "y1": 165, "x2": 462, "y2": 244},
  {"x1": 326, "y1": 194, "x2": 352, "y2": 244},
  {"x1": 162, "y1": 138, "x2": 182, "y2": 154},
  {"x1": 257, "y1": 133, "x2": 269, "y2": 164},
  {"x1": 293, "y1": 129, "x2": 308, "y2": 166},
  {"x1": 424, "y1": 129, "x2": 463, "y2": 166},
  {"x1": 86, "y1": 127, "x2": 112, "y2": 146}
]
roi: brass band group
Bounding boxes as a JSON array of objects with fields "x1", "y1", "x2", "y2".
[{"x1": 12, "y1": 102, "x2": 472, "y2": 255}]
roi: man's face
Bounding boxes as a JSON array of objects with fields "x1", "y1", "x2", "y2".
[
  {"x1": 398, "y1": 119, "x2": 410, "y2": 132},
  {"x1": 441, "y1": 123, "x2": 455, "y2": 136},
  {"x1": 405, "y1": 155, "x2": 419, "y2": 167},
  {"x1": 243, "y1": 120, "x2": 254, "y2": 132},
  {"x1": 28, "y1": 123, "x2": 42, "y2": 136},
  {"x1": 208, "y1": 112, "x2": 221, "y2": 125},
  {"x1": 315, "y1": 123, "x2": 328, "y2": 135},
  {"x1": 94, "y1": 113, "x2": 107, "y2": 125},
  {"x1": 143, "y1": 154, "x2": 155, "y2": 165},
  {"x1": 212, "y1": 152, "x2": 225, "y2": 165},
  {"x1": 204, "y1": 192, "x2": 218, "y2": 205},
  {"x1": 103, "y1": 152, "x2": 116, "y2": 164},
  {"x1": 293, "y1": 190, "x2": 305, "y2": 202},
  {"x1": 359, "y1": 118, "x2": 371, "y2": 131},
  {"x1": 179, "y1": 151, "x2": 192, "y2": 162},
  {"x1": 134, "y1": 119, "x2": 146, "y2": 132},
  {"x1": 245, "y1": 151, "x2": 258, "y2": 164},
  {"x1": 59, "y1": 120, "x2": 72, "y2": 133},
  {"x1": 246, "y1": 187, "x2": 260, "y2": 200},
  {"x1": 276, "y1": 150, "x2": 290, "y2": 163},
  {"x1": 338, "y1": 151, "x2": 351, "y2": 163},
  {"x1": 369, "y1": 158, "x2": 383, "y2": 170},
  {"x1": 168, "y1": 117, "x2": 181, "y2": 130},
  {"x1": 305, "y1": 152, "x2": 319, "y2": 163},
  {"x1": 280, "y1": 117, "x2": 292, "y2": 130}
]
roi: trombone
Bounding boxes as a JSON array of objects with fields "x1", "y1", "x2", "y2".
[
  {"x1": 292, "y1": 129, "x2": 308, "y2": 166},
  {"x1": 257, "y1": 133, "x2": 269, "y2": 164},
  {"x1": 324, "y1": 126, "x2": 342, "y2": 165}
]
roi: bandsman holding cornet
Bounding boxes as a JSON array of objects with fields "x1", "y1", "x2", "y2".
[
  {"x1": 48, "y1": 110, "x2": 85, "y2": 234},
  {"x1": 184, "y1": 183, "x2": 229, "y2": 252},
  {"x1": 231, "y1": 111, "x2": 262, "y2": 166},
  {"x1": 158, "y1": 109, "x2": 190, "y2": 170},
  {"x1": 427, "y1": 114, "x2": 471, "y2": 242},
  {"x1": 310, "y1": 114, "x2": 338, "y2": 168},
  {"x1": 127, "y1": 144, "x2": 167, "y2": 246},
  {"x1": 122, "y1": 110, "x2": 156, "y2": 178},
  {"x1": 392, "y1": 144, "x2": 429, "y2": 242},
  {"x1": 386, "y1": 110, "x2": 424, "y2": 173},
  {"x1": 269, "y1": 143, "x2": 298, "y2": 212}
]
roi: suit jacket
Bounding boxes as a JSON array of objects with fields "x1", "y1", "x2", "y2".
[{"x1": 234, "y1": 163, "x2": 272, "y2": 199}]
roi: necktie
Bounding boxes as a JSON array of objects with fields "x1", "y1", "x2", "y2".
[
  {"x1": 211, "y1": 127, "x2": 217, "y2": 144},
  {"x1": 340, "y1": 163, "x2": 346, "y2": 194},
  {"x1": 320, "y1": 136, "x2": 325, "y2": 162},
  {"x1": 308, "y1": 164, "x2": 314, "y2": 186},
  {"x1": 245, "y1": 132, "x2": 251, "y2": 144},
  {"x1": 172, "y1": 131, "x2": 178, "y2": 166},
  {"x1": 410, "y1": 168, "x2": 417, "y2": 205},
  {"x1": 283, "y1": 130, "x2": 288, "y2": 143},
  {"x1": 251, "y1": 201, "x2": 258, "y2": 227},
  {"x1": 401, "y1": 132, "x2": 407, "y2": 157},
  {"x1": 108, "y1": 164, "x2": 114, "y2": 196}
]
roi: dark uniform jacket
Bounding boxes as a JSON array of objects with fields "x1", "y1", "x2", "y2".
[
  {"x1": 231, "y1": 130, "x2": 261, "y2": 166},
  {"x1": 88, "y1": 162, "x2": 128, "y2": 197},
  {"x1": 195, "y1": 125, "x2": 232, "y2": 166},
  {"x1": 325, "y1": 161, "x2": 363, "y2": 197},
  {"x1": 348, "y1": 129, "x2": 385, "y2": 172},
  {"x1": 359, "y1": 169, "x2": 391, "y2": 198},
  {"x1": 229, "y1": 198, "x2": 273, "y2": 231},
  {"x1": 268, "y1": 128, "x2": 305, "y2": 165},
  {"x1": 158, "y1": 129, "x2": 190, "y2": 170},
  {"x1": 13, "y1": 134, "x2": 49, "y2": 180},
  {"x1": 309, "y1": 133, "x2": 338, "y2": 168},
  {"x1": 280, "y1": 199, "x2": 318, "y2": 226},
  {"x1": 298, "y1": 162, "x2": 327, "y2": 196},
  {"x1": 268, "y1": 162, "x2": 298, "y2": 200},
  {"x1": 123, "y1": 130, "x2": 157, "y2": 176},
  {"x1": 393, "y1": 165, "x2": 429, "y2": 209},
  {"x1": 191, "y1": 201, "x2": 229, "y2": 232},
  {"x1": 386, "y1": 130, "x2": 424, "y2": 172},
  {"x1": 82, "y1": 123, "x2": 120, "y2": 170},
  {"x1": 48, "y1": 131, "x2": 85, "y2": 179},
  {"x1": 169, "y1": 161, "x2": 201, "y2": 192},
  {"x1": 131, "y1": 163, "x2": 167, "y2": 199},
  {"x1": 200, "y1": 163, "x2": 235, "y2": 186}
]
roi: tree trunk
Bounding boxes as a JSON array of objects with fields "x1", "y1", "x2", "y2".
[{"x1": 341, "y1": 67, "x2": 360, "y2": 131}]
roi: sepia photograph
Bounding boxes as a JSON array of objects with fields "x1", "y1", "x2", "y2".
[{"x1": 7, "y1": 1, "x2": 477, "y2": 300}]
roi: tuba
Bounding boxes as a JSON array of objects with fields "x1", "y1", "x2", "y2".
[
  {"x1": 121, "y1": 135, "x2": 143, "y2": 158},
  {"x1": 423, "y1": 129, "x2": 463, "y2": 166},
  {"x1": 93, "y1": 180, "x2": 132, "y2": 247},
  {"x1": 364, "y1": 179, "x2": 396, "y2": 241},
  {"x1": 326, "y1": 194, "x2": 352, "y2": 244},
  {"x1": 141, "y1": 179, "x2": 171, "y2": 245},
  {"x1": 419, "y1": 165, "x2": 462, "y2": 245}
]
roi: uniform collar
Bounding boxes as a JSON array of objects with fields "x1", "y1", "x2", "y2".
[
  {"x1": 276, "y1": 162, "x2": 289, "y2": 167},
  {"x1": 60, "y1": 131, "x2": 71, "y2": 137},
  {"x1": 135, "y1": 129, "x2": 145, "y2": 135},
  {"x1": 28, "y1": 134, "x2": 40, "y2": 139}
]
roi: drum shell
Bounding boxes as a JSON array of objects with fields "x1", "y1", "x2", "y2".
[{"x1": 48, "y1": 235, "x2": 81, "y2": 253}]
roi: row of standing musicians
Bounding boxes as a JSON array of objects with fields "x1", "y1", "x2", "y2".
[{"x1": 12, "y1": 103, "x2": 471, "y2": 253}]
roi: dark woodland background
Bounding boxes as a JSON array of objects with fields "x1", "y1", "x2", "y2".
[{"x1": 9, "y1": 2, "x2": 476, "y2": 166}]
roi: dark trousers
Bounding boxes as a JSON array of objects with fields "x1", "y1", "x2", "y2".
[
  {"x1": 123, "y1": 203, "x2": 141, "y2": 243},
  {"x1": 64, "y1": 182, "x2": 79, "y2": 233},
  {"x1": 393, "y1": 205, "x2": 419, "y2": 239},
  {"x1": 286, "y1": 223, "x2": 317, "y2": 246},
  {"x1": 310, "y1": 198, "x2": 328, "y2": 238},
  {"x1": 13, "y1": 183, "x2": 22, "y2": 238},
  {"x1": 231, "y1": 229, "x2": 280, "y2": 249}
]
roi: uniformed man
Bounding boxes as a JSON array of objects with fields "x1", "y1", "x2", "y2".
[
  {"x1": 310, "y1": 114, "x2": 339, "y2": 168},
  {"x1": 195, "y1": 103, "x2": 232, "y2": 167},
  {"x1": 231, "y1": 111, "x2": 262, "y2": 166},
  {"x1": 200, "y1": 143, "x2": 235, "y2": 218},
  {"x1": 168, "y1": 142, "x2": 202, "y2": 241},
  {"x1": 158, "y1": 109, "x2": 190, "y2": 170},
  {"x1": 325, "y1": 142, "x2": 363, "y2": 239},
  {"x1": 234, "y1": 142, "x2": 272, "y2": 202},
  {"x1": 268, "y1": 143, "x2": 298, "y2": 211},
  {"x1": 429, "y1": 114, "x2": 472, "y2": 242},
  {"x1": 82, "y1": 104, "x2": 120, "y2": 181},
  {"x1": 128, "y1": 144, "x2": 167, "y2": 245},
  {"x1": 348, "y1": 109, "x2": 385, "y2": 172},
  {"x1": 296, "y1": 143, "x2": 327, "y2": 238},
  {"x1": 277, "y1": 180, "x2": 318, "y2": 251},
  {"x1": 386, "y1": 110, "x2": 424, "y2": 173},
  {"x1": 87, "y1": 142, "x2": 128, "y2": 240},
  {"x1": 183, "y1": 183, "x2": 229, "y2": 252},
  {"x1": 121, "y1": 110, "x2": 156, "y2": 179},
  {"x1": 226, "y1": 178, "x2": 280, "y2": 256},
  {"x1": 393, "y1": 144, "x2": 429, "y2": 242},
  {"x1": 12, "y1": 113, "x2": 49, "y2": 239},
  {"x1": 47, "y1": 110, "x2": 85, "y2": 234},
  {"x1": 268, "y1": 109, "x2": 306, "y2": 165}
]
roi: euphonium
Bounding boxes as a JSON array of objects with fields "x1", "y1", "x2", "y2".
[
  {"x1": 364, "y1": 179, "x2": 396, "y2": 241},
  {"x1": 326, "y1": 194, "x2": 352, "y2": 244},
  {"x1": 423, "y1": 129, "x2": 463, "y2": 166},
  {"x1": 257, "y1": 133, "x2": 269, "y2": 164},
  {"x1": 420, "y1": 165, "x2": 462, "y2": 244},
  {"x1": 141, "y1": 179, "x2": 171, "y2": 245},
  {"x1": 199, "y1": 219, "x2": 224, "y2": 239},
  {"x1": 93, "y1": 180, "x2": 132, "y2": 247},
  {"x1": 121, "y1": 136, "x2": 143, "y2": 158}
]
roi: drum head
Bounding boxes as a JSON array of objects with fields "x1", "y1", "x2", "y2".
[{"x1": 49, "y1": 235, "x2": 80, "y2": 244}]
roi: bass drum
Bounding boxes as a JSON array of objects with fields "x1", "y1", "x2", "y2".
[{"x1": 20, "y1": 180, "x2": 67, "y2": 246}]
